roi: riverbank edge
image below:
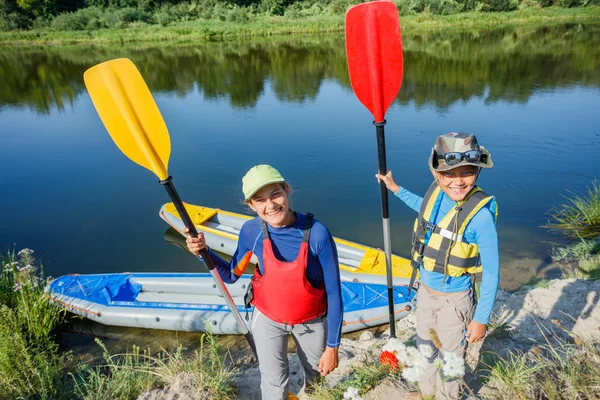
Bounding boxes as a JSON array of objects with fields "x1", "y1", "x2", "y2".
[
  {"x1": 147, "y1": 275, "x2": 600, "y2": 399},
  {"x1": 1, "y1": 6, "x2": 600, "y2": 47}
]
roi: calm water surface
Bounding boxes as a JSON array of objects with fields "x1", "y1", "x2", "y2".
[{"x1": 1, "y1": 24, "x2": 599, "y2": 291}]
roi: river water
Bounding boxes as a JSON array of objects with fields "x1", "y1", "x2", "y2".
[{"x1": 1, "y1": 23, "x2": 599, "y2": 294}]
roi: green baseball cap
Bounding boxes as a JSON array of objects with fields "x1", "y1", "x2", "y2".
[{"x1": 242, "y1": 164, "x2": 286, "y2": 201}]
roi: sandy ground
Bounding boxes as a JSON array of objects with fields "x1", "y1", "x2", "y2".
[{"x1": 138, "y1": 278, "x2": 600, "y2": 399}]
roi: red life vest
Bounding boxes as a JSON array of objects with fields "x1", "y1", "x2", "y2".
[{"x1": 251, "y1": 214, "x2": 327, "y2": 325}]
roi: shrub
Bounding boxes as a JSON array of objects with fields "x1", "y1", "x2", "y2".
[
  {"x1": 259, "y1": 0, "x2": 292, "y2": 15},
  {"x1": 0, "y1": 11, "x2": 32, "y2": 30},
  {"x1": 51, "y1": 11, "x2": 89, "y2": 31},
  {"x1": 227, "y1": 6, "x2": 249, "y2": 22},
  {"x1": 480, "y1": 0, "x2": 518, "y2": 11}
]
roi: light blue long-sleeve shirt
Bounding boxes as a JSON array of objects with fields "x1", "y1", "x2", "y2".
[{"x1": 396, "y1": 186, "x2": 500, "y2": 324}]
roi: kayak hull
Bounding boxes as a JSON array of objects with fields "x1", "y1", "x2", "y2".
[{"x1": 47, "y1": 273, "x2": 415, "y2": 334}]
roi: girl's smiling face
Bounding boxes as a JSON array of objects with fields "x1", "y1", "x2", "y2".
[
  {"x1": 435, "y1": 165, "x2": 478, "y2": 201},
  {"x1": 247, "y1": 183, "x2": 295, "y2": 227}
]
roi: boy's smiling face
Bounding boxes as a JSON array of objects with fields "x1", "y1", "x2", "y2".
[{"x1": 435, "y1": 165, "x2": 478, "y2": 202}]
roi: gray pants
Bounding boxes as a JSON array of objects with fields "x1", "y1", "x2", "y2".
[
  {"x1": 251, "y1": 308, "x2": 326, "y2": 400},
  {"x1": 416, "y1": 285, "x2": 475, "y2": 400}
]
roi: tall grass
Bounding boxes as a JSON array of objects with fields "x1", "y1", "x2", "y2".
[
  {"x1": 72, "y1": 332, "x2": 237, "y2": 400},
  {"x1": 544, "y1": 180, "x2": 600, "y2": 279},
  {"x1": 551, "y1": 240, "x2": 600, "y2": 279},
  {"x1": 484, "y1": 332, "x2": 600, "y2": 399},
  {"x1": 544, "y1": 180, "x2": 600, "y2": 242},
  {"x1": 0, "y1": 249, "x2": 69, "y2": 399}
]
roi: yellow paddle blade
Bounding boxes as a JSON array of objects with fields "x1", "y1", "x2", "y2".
[{"x1": 84, "y1": 58, "x2": 171, "y2": 181}]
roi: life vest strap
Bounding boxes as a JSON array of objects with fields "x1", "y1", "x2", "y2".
[
  {"x1": 419, "y1": 219, "x2": 464, "y2": 243},
  {"x1": 260, "y1": 213, "x2": 313, "y2": 243}
]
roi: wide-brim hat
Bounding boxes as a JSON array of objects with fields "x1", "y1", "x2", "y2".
[
  {"x1": 242, "y1": 164, "x2": 286, "y2": 201},
  {"x1": 428, "y1": 132, "x2": 494, "y2": 172}
]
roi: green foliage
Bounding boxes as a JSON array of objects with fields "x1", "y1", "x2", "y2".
[
  {"x1": 226, "y1": 5, "x2": 248, "y2": 22},
  {"x1": 0, "y1": 0, "x2": 32, "y2": 30},
  {"x1": 51, "y1": 10, "x2": 89, "y2": 30},
  {"x1": 0, "y1": 249, "x2": 69, "y2": 399},
  {"x1": 551, "y1": 239, "x2": 600, "y2": 279},
  {"x1": 480, "y1": 0, "x2": 518, "y2": 12},
  {"x1": 259, "y1": 0, "x2": 292, "y2": 15},
  {"x1": 72, "y1": 333, "x2": 236, "y2": 400},
  {"x1": 544, "y1": 180, "x2": 600, "y2": 242},
  {"x1": 49, "y1": 5, "x2": 152, "y2": 30},
  {"x1": 309, "y1": 350, "x2": 396, "y2": 399},
  {"x1": 486, "y1": 319, "x2": 514, "y2": 340},
  {"x1": 485, "y1": 336, "x2": 600, "y2": 399}
]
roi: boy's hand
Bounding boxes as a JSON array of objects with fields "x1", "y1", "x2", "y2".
[
  {"x1": 465, "y1": 321, "x2": 487, "y2": 343},
  {"x1": 375, "y1": 170, "x2": 400, "y2": 194}
]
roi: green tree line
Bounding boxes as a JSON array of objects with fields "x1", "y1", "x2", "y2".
[
  {"x1": 0, "y1": 24, "x2": 599, "y2": 113},
  {"x1": 1, "y1": 0, "x2": 599, "y2": 32}
]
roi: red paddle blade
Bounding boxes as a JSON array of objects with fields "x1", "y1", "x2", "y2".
[{"x1": 345, "y1": 1, "x2": 403, "y2": 123}]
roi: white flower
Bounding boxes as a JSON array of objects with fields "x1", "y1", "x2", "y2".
[
  {"x1": 442, "y1": 351, "x2": 465, "y2": 379},
  {"x1": 402, "y1": 365, "x2": 424, "y2": 382},
  {"x1": 17, "y1": 248, "x2": 34, "y2": 256},
  {"x1": 4, "y1": 261, "x2": 19, "y2": 271},
  {"x1": 418, "y1": 344, "x2": 434, "y2": 358},
  {"x1": 13, "y1": 282, "x2": 24, "y2": 291},
  {"x1": 382, "y1": 338, "x2": 406, "y2": 354},
  {"x1": 343, "y1": 386, "x2": 363, "y2": 400},
  {"x1": 18, "y1": 264, "x2": 34, "y2": 273},
  {"x1": 433, "y1": 358, "x2": 444, "y2": 369}
]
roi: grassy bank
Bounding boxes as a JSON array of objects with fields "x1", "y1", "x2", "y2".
[
  {"x1": 1, "y1": 6, "x2": 600, "y2": 46},
  {"x1": 0, "y1": 249, "x2": 237, "y2": 399}
]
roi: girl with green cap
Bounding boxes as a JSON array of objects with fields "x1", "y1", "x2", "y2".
[
  {"x1": 185, "y1": 164, "x2": 343, "y2": 400},
  {"x1": 376, "y1": 132, "x2": 499, "y2": 400}
]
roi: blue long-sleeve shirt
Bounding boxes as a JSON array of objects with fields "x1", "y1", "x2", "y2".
[
  {"x1": 205, "y1": 212, "x2": 344, "y2": 347},
  {"x1": 396, "y1": 187, "x2": 500, "y2": 324}
]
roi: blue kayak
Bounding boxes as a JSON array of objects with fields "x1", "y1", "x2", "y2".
[{"x1": 47, "y1": 272, "x2": 415, "y2": 334}]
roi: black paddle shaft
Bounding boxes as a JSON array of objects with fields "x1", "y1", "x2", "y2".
[
  {"x1": 159, "y1": 177, "x2": 214, "y2": 270},
  {"x1": 159, "y1": 177, "x2": 258, "y2": 358},
  {"x1": 374, "y1": 120, "x2": 396, "y2": 338},
  {"x1": 375, "y1": 121, "x2": 390, "y2": 218}
]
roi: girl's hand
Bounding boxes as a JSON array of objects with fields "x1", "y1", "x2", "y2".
[
  {"x1": 184, "y1": 228, "x2": 207, "y2": 256},
  {"x1": 317, "y1": 346, "x2": 339, "y2": 376},
  {"x1": 375, "y1": 170, "x2": 400, "y2": 194}
]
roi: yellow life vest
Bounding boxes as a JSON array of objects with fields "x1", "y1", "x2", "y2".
[{"x1": 410, "y1": 182, "x2": 498, "y2": 277}]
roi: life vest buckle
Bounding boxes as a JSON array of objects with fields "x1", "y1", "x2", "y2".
[
  {"x1": 423, "y1": 221, "x2": 437, "y2": 232},
  {"x1": 411, "y1": 255, "x2": 423, "y2": 269}
]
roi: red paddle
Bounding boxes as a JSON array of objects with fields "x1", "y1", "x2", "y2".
[{"x1": 345, "y1": 0, "x2": 404, "y2": 338}]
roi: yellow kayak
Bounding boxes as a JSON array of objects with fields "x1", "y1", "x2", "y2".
[{"x1": 159, "y1": 202, "x2": 416, "y2": 285}]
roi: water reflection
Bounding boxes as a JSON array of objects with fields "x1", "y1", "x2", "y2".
[{"x1": 1, "y1": 23, "x2": 599, "y2": 113}]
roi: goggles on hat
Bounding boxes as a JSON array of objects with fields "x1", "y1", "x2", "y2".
[{"x1": 437, "y1": 150, "x2": 486, "y2": 166}]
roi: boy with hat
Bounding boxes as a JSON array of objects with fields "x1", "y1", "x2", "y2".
[
  {"x1": 376, "y1": 132, "x2": 499, "y2": 400},
  {"x1": 186, "y1": 164, "x2": 343, "y2": 400}
]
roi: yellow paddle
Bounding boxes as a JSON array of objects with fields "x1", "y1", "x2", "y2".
[{"x1": 83, "y1": 58, "x2": 257, "y2": 357}]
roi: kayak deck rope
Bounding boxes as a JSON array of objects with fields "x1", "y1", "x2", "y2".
[{"x1": 342, "y1": 305, "x2": 411, "y2": 326}]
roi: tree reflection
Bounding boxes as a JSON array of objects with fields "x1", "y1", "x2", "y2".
[{"x1": 0, "y1": 23, "x2": 599, "y2": 114}]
